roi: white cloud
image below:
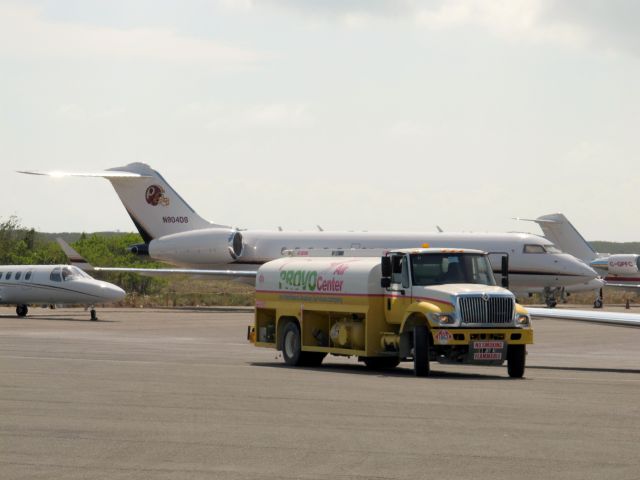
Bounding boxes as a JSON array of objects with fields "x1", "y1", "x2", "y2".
[
  {"x1": 0, "y1": 3, "x2": 262, "y2": 66},
  {"x1": 414, "y1": 0, "x2": 586, "y2": 49},
  {"x1": 242, "y1": 0, "x2": 640, "y2": 56}
]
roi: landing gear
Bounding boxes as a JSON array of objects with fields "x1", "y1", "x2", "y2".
[
  {"x1": 16, "y1": 305, "x2": 28, "y2": 317},
  {"x1": 593, "y1": 288, "x2": 604, "y2": 309},
  {"x1": 543, "y1": 287, "x2": 558, "y2": 308},
  {"x1": 90, "y1": 309, "x2": 97, "y2": 321}
]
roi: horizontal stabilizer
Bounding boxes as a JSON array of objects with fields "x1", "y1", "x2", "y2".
[
  {"x1": 18, "y1": 169, "x2": 150, "y2": 179},
  {"x1": 513, "y1": 217, "x2": 560, "y2": 224}
]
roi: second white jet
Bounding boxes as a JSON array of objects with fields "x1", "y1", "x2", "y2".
[{"x1": 0, "y1": 264, "x2": 126, "y2": 320}]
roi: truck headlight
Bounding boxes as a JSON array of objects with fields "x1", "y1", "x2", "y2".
[
  {"x1": 515, "y1": 314, "x2": 531, "y2": 327},
  {"x1": 428, "y1": 312, "x2": 457, "y2": 326}
]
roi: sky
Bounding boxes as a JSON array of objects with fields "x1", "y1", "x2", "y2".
[{"x1": 1, "y1": 0, "x2": 639, "y2": 241}]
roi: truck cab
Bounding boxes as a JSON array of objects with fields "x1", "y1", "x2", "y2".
[{"x1": 380, "y1": 249, "x2": 532, "y2": 376}]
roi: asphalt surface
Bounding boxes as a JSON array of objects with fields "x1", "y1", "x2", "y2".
[{"x1": 1, "y1": 306, "x2": 639, "y2": 480}]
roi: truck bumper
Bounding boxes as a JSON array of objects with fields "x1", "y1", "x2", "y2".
[{"x1": 431, "y1": 327, "x2": 533, "y2": 346}]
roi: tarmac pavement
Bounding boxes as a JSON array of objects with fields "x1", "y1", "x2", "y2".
[{"x1": 1, "y1": 306, "x2": 639, "y2": 480}]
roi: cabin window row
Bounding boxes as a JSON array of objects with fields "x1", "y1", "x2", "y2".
[{"x1": 1, "y1": 271, "x2": 32, "y2": 280}]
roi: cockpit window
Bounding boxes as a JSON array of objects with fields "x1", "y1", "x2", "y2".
[
  {"x1": 15, "y1": 272, "x2": 22, "y2": 280},
  {"x1": 25, "y1": 271, "x2": 32, "y2": 280},
  {"x1": 61, "y1": 266, "x2": 88, "y2": 281},
  {"x1": 523, "y1": 244, "x2": 546, "y2": 254},
  {"x1": 6, "y1": 272, "x2": 12, "y2": 280},
  {"x1": 543, "y1": 244, "x2": 562, "y2": 254},
  {"x1": 50, "y1": 267, "x2": 62, "y2": 282}
]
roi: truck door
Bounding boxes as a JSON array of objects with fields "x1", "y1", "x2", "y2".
[{"x1": 384, "y1": 254, "x2": 412, "y2": 325}]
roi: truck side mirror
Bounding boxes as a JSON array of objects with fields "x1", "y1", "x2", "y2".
[
  {"x1": 381, "y1": 256, "x2": 392, "y2": 277},
  {"x1": 381, "y1": 277, "x2": 391, "y2": 288},
  {"x1": 501, "y1": 255, "x2": 509, "y2": 289}
]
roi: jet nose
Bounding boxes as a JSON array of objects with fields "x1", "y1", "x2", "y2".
[
  {"x1": 564, "y1": 254, "x2": 598, "y2": 280},
  {"x1": 102, "y1": 283, "x2": 126, "y2": 301}
]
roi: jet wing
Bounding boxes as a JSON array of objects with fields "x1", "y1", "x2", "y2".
[
  {"x1": 528, "y1": 307, "x2": 640, "y2": 327},
  {"x1": 56, "y1": 238, "x2": 257, "y2": 280},
  {"x1": 604, "y1": 282, "x2": 640, "y2": 289},
  {"x1": 90, "y1": 266, "x2": 257, "y2": 278}
]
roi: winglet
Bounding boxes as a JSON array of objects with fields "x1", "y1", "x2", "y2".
[{"x1": 56, "y1": 238, "x2": 94, "y2": 271}]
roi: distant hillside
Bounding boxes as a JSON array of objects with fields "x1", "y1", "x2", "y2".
[{"x1": 589, "y1": 241, "x2": 640, "y2": 254}]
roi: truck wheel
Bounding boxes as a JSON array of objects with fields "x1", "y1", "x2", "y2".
[
  {"x1": 413, "y1": 325, "x2": 430, "y2": 377},
  {"x1": 282, "y1": 322, "x2": 303, "y2": 366},
  {"x1": 363, "y1": 357, "x2": 400, "y2": 370},
  {"x1": 507, "y1": 345, "x2": 526, "y2": 378}
]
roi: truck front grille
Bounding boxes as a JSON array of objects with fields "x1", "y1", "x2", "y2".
[{"x1": 458, "y1": 296, "x2": 514, "y2": 325}]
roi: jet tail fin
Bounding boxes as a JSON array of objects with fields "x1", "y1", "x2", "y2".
[
  {"x1": 20, "y1": 163, "x2": 225, "y2": 241},
  {"x1": 519, "y1": 213, "x2": 598, "y2": 262},
  {"x1": 56, "y1": 238, "x2": 94, "y2": 272}
]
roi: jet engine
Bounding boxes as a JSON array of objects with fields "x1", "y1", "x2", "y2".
[
  {"x1": 606, "y1": 255, "x2": 640, "y2": 275},
  {"x1": 148, "y1": 228, "x2": 244, "y2": 265}
]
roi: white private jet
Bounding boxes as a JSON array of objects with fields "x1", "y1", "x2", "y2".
[
  {"x1": 522, "y1": 213, "x2": 640, "y2": 307},
  {"x1": 19, "y1": 163, "x2": 598, "y2": 302},
  {"x1": 0, "y1": 264, "x2": 125, "y2": 320}
]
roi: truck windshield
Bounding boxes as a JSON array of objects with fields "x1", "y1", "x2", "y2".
[{"x1": 410, "y1": 253, "x2": 497, "y2": 286}]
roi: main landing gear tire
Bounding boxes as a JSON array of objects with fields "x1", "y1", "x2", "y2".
[
  {"x1": 413, "y1": 325, "x2": 431, "y2": 377},
  {"x1": 16, "y1": 305, "x2": 28, "y2": 317},
  {"x1": 593, "y1": 298, "x2": 603, "y2": 309},
  {"x1": 507, "y1": 345, "x2": 526, "y2": 378},
  {"x1": 545, "y1": 299, "x2": 557, "y2": 308},
  {"x1": 90, "y1": 309, "x2": 97, "y2": 321},
  {"x1": 363, "y1": 357, "x2": 400, "y2": 370},
  {"x1": 281, "y1": 322, "x2": 326, "y2": 367}
]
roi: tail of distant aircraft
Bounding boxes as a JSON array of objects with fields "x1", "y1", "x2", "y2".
[
  {"x1": 526, "y1": 213, "x2": 598, "y2": 263},
  {"x1": 20, "y1": 163, "x2": 226, "y2": 241},
  {"x1": 56, "y1": 238, "x2": 94, "y2": 271},
  {"x1": 103, "y1": 163, "x2": 225, "y2": 241}
]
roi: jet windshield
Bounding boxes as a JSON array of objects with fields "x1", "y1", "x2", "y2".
[
  {"x1": 61, "y1": 266, "x2": 91, "y2": 281},
  {"x1": 410, "y1": 253, "x2": 497, "y2": 286}
]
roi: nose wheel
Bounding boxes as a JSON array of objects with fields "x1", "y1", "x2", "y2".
[
  {"x1": 90, "y1": 309, "x2": 97, "y2": 321},
  {"x1": 16, "y1": 305, "x2": 28, "y2": 317}
]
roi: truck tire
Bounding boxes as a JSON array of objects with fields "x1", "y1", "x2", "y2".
[
  {"x1": 413, "y1": 325, "x2": 430, "y2": 377},
  {"x1": 507, "y1": 345, "x2": 526, "y2": 378},
  {"x1": 363, "y1": 357, "x2": 400, "y2": 370},
  {"x1": 282, "y1": 322, "x2": 303, "y2": 366}
]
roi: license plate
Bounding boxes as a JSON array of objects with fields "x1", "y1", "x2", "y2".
[{"x1": 471, "y1": 341, "x2": 504, "y2": 361}]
